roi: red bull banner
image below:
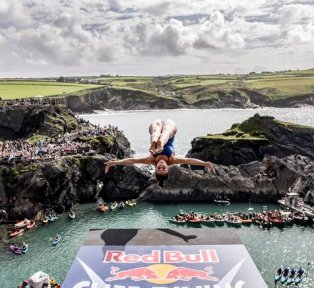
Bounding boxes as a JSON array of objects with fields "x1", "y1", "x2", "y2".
[{"x1": 62, "y1": 245, "x2": 267, "y2": 288}]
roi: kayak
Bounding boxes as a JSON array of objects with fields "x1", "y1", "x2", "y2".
[
  {"x1": 97, "y1": 204, "x2": 109, "y2": 213},
  {"x1": 42, "y1": 217, "x2": 48, "y2": 224},
  {"x1": 14, "y1": 219, "x2": 30, "y2": 228},
  {"x1": 68, "y1": 211, "x2": 75, "y2": 219},
  {"x1": 274, "y1": 266, "x2": 283, "y2": 282},
  {"x1": 110, "y1": 202, "x2": 118, "y2": 211},
  {"x1": 26, "y1": 220, "x2": 35, "y2": 229},
  {"x1": 280, "y1": 268, "x2": 290, "y2": 284},
  {"x1": 52, "y1": 235, "x2": 61, "y2": 246},
  {"x1": 21, "y1": 243, "x2": 29, "y2": 254},
  {"x1": 118, "y1": 202, "x2": 125, "y2": 209},
  {"x1": 294, "y1": 268, "x2": 306, "y2": 285},
  {"x1": 9, "y1": 229, "x2": 24, "y2": 237},
  {"x1": 9, "y1": 245, "x2": 22, "y2": 255},
  {"x1": 286, "y1": 269, "x2": 297, "y2": 285}
]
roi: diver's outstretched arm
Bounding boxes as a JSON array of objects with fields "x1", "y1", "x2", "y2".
[
  {"x1": 104, "y1": 156, "x2": 152, "y2": 173},
  {"x1": 173, "y1": 156, "x2": 216, "y2": 174}
]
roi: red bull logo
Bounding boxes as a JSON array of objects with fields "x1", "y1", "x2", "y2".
[
  {"x1": 104, "y1": 249, "x2": 219, "y2": 264},
  {"x1": 103, "y1": 249, "x2": 220, "y2": 285},
  {"x1": 105, "y1": 265, "x2": 218, "y2": 284}
]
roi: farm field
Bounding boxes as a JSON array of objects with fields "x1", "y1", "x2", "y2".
[{"x1": 0, "y1": 81, "x2": 103, "y2": 99}]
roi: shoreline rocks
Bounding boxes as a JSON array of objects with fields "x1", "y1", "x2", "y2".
[{"x1": 0, "y1": 109, "x2": 313, "y2": 222}]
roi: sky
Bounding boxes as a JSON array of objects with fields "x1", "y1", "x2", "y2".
[{"x1": 0, "y1": 0, "x2": 314, "y2": 77}]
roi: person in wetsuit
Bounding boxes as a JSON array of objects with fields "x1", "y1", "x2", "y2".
[{"x1": 105, "y1": 119, "x2": 216, "y2": 186}]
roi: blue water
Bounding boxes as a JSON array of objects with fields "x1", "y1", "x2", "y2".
[{"x1": 0, "y1": 202, "x2": 313, "y2": 288}]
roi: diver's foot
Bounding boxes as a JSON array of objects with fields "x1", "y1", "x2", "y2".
[
  {"x1": 155, "y1": 140, "x2": 163, "y2": 153},
  {"x1": 149, "y1": 142, "x2": 157, "y2": 154}
]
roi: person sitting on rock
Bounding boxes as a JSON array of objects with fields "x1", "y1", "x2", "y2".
[{"x1": 105, "y1": 119, "x2": 216, "y2": 187}]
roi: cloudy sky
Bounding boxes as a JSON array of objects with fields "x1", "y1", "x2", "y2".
[{"x1": 0, "y1": 0, "x2": 314, "y2": 77}]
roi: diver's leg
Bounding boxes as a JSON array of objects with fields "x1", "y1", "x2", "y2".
[
  {"x1": 149, "y1": 119, "x2": 163, "y2": 153},
  {"x1": 156, "y1": 119, "x2": 177, "y2": 153}
]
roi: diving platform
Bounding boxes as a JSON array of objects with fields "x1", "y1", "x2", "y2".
[{"x1": 62, "y1": 228, "x2": 268, "y2": 288}]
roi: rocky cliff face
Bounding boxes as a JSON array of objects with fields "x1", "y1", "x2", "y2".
[
  {"x1": 0, "y1": 106, "x2": 79, "y2": 140},
  {"x1": 0, "y1": 129, "x2": 132, "y2": 220},
  {"x1": 187, "y1": 114, "x2": 314, "y2": 166},
  {"x1": 64, "y1": 87, "x2": 314, "y2": 113},
  {"x1": 66, "y1": 88, "x2": 188, "y2": 113},
  {"x1": 3, "y1": 152, "x2": 312, "y2": 221},
  {"x1": 138, "y1": 155, "x2": 314, "y2": 204}
]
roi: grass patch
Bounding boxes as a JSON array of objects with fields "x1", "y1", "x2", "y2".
[
  {"x1": 0, "y1": 81, "x2": 103, "y2": 99},
  {"x1": 246, "y1": 77, "x2": 314, "y2": 98}
]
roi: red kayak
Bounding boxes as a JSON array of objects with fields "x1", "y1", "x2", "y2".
[
  {"x1": 9, "y1": 229, "x2": 24, "y2": 237},
  {"x1": 26, "y1": 220, "x2": 35, "y2": 229}
]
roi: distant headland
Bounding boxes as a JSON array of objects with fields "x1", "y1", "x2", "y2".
[{"x1": 1, "y1": 68, "x2": 314, "y2": 113}]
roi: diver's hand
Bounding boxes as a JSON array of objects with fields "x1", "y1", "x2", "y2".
[
  {"x1": 104, "y1": 160, "x2": 115, "y2": 174},
  {"x1": 206, "y1": 162, "x2": 216, "y2": 175}
]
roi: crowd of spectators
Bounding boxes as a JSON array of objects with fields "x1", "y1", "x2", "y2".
[
  {"x1": 0, "y1": 97, "x2": 65, "y2": 108},
  {"x1": 0, "y1": 122, "x2": 121, "y2": 164}
]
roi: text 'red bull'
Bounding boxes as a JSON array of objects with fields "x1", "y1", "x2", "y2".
[{"x1": 103, "y1": 250, "x2": 219, "y2": 263}]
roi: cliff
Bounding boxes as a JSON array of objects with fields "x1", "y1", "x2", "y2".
[
  {"x1": 66, "y1": 88, "x2": 188, "y2": 113},
  {"x1": 187, "y1": 114, "x2": 314, "y2": 166},
  {"x1": 0, "y1": 105, "x2": 79, "y2": 140},
  {"x1": 63, "y1": 86, "x2": 314, "y2": 113}
]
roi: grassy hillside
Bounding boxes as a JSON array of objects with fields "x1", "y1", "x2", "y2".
[
  {"x1": 0, "y1": 80, "x2": 103, "y2": 99},
  {"x1": 0, "y1": 69, "x2": 313, "y2": 106}
]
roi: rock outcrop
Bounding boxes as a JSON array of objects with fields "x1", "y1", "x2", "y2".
[
  {"x1": 187, "y1": 114, "x2": 314, "y2": 166},
  {"x1": 66, "y1": 88, "x2": 188, "y2": 113},
  {"x1": 0, "y1": 106, "x2": 79, "y2": 140}
]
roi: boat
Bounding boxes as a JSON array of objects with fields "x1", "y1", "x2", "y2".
[
  {"x1": 41, "y1": 217, "x2": 48, "y2": 224},
  {"x1": 202, "y1": 217, "x2": 215, "y2": 226},
  {"x1": 240, "y1": 218, "x2": 252, "y2": 225},
  {"x1": 52, "y1": 234, "x2": 61, "y2": 246},
  {"x1": 286, "y1": 269, "x2": 297, "y2": 285},
  {"x1": 118, "y1": 202, "x2": 125, "y2": 209},
  {"x1": 9, "y1": 228, "x2": 24, "y2": 237},
  {"x1": 97, "y1": 204, "x2": 109, "y2": 213},
  {"x1": 274, "y1": 266, "x2": 283, "y2": 283},
  {"x1": 280, "y1": 267, "x2": 290, "y2": 284},
  {"x1": 272, "y1": 218, "x2": 285, "y2": 227},
  {"x1": 186, "y1": 218, "x2": 202, "y2": 225},
  {"x1": 294, "y1": 267, "x2": 306, "y2": 285},
  {"x1": 110, "y1": 201, "x2": 118, "y2": 211},
  {"x1": 26, "y1": 220, "x2": 35, "y2": 229},
  {"x1": 293, "y1": 213, "x2": 309, "y2": 225},
  {"x1": 9, "y1": 245, "x2": 22, "y2": 255},
  {"x1": 169, "y1": 218, "x2": 186, "y2": 225},
  {"x1": 48, "y1": 214, "x2": 55, "y2": 222},
  {"x1": 20, "y1": 242, "x2": 28, "y2": 254},
  {"x1": 213, "y1": 196, "x2": 230, "y2": 205},
  {"x1": 126, "y1": 200, "x2": 136, "y2": 207},
  {"x1": 68, "y1": 210, "x2": 75, "y2": 219},
  {"x1": 14, "y1": 219, "x2": 30, "y2": 228},
  {"x1": 225, "y1": 217, "x2": 242, "y2": 227}
]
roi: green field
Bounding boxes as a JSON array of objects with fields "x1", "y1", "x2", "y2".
[
  {"x1": 1, "y1": 69, "x2": 314, "y2": 102},
  {"x1": 0, "y1": 81, "x2": 103, "y2": 99},
  {"x1": 246, "y1": 77, "x2": 314, "y2": 98}
]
